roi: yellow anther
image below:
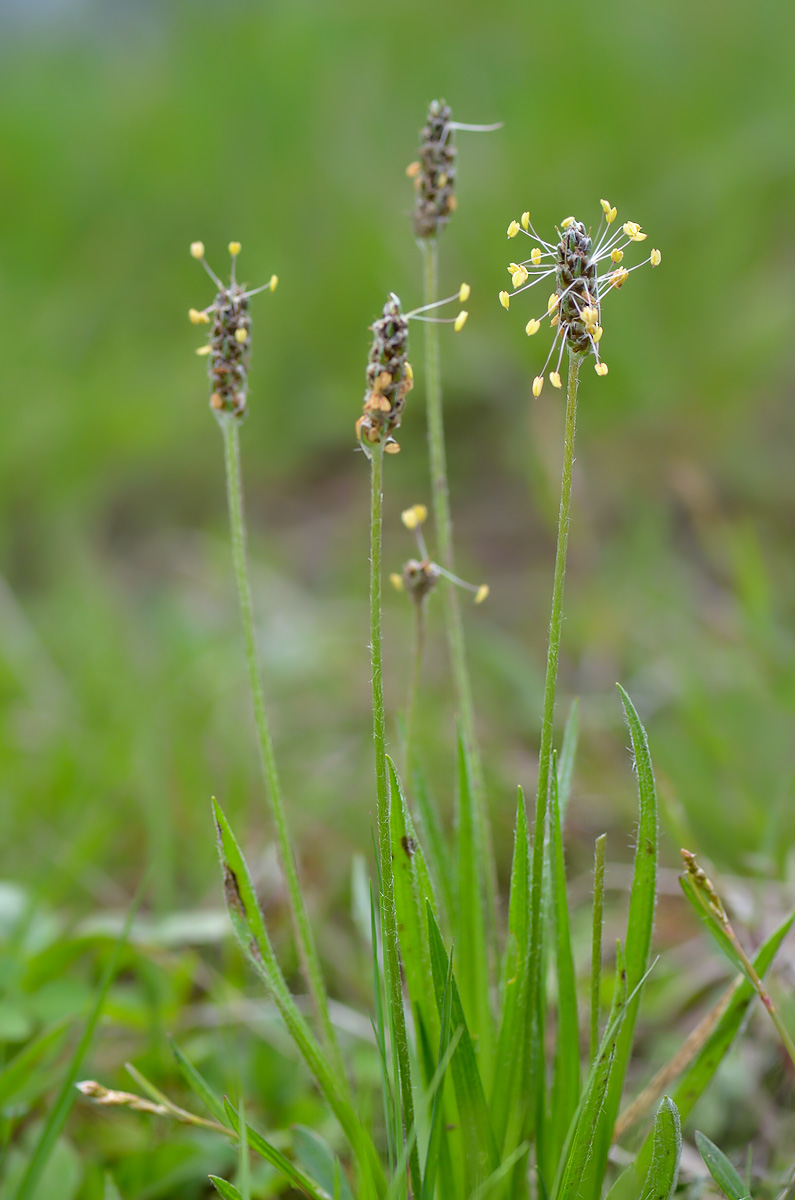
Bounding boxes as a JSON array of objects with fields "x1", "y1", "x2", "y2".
[
  {"x1": 532, "y1": 375, "x2": 544, "y2": 397},
  {"x1": 401, "y1": 504, "x2": 428, "y2": 530},
  {"x1": 611, "y1": 248, "x2": 624, "y2": 263},
  {"x1": 550, "y1": 314, "x2": 559, "y2": 326},
  {"x1": 228, "y1": 241, "x2": 241, "y2": 256},
  {"x1": 510, "y1": 265, "x2": 529, "y2": 288},
  {"x1": 547, "y1": 293, "x2": 559, "y2": 314},
  {"x1": 650, "y1": 248, "x2": 662, "y2": 267},
  {"x1": 521, "y1": 212, "x2": 530, "y2": 231},
  {"x1": 190, "y1": 241, "x2": 205, "y2": 259},
  {"x1": 531, "y1": 247, "x2": 542, "y2": 265},
  {"x1": 560, "y1": 216, "x2": 575, "y2": 229},
  {"x1": 196, "y1": 345, "x2": 212, "y2": 355},
  {"x1": 499, "y1": 290, "x2": 511, "y2": 309},
  {"x1": 406, "y1": 161, "x2": 421, "y2": 178},
  {"x1": 405, "y1": 361, "x2": 414, "y2": 381},
  {"x1": 385, "y1": 441, "x2": 401, "y2": 454},
  {"x1": 623, "y1": 221, "x2": 646, "y2": 240},
  {"x1": 210, "y1": 392, "x2": 224, "y2": 409},
  {"x1": 600, "y1": 198, "x2": 612, "y2": 216},
  {"x1": 390, "y1": 573, "x2": 404, "y2": 592},
  {"x1": 550, "y1": 371, "x2": 562, "y2": 389},
  {"x1": 268, "y1": 274, "x2": 278, "y2": 292},
  {"x1": 189, "y1": 308, "x2": 210, "y2": 325},
  {"x1": 581, "y1": 305, "x2": 599, "y2": 331},
  {"x1": 610, "y1": 268, "x2": 629, "y2": 289},
  {"x1": 592, "y1": 326, "x2": 603, "y2": 343},
  {"x1": 525, "y1": 319, "x2": 541, "y2": 336},
  {"x1": 438, "y1": 172, "x2": 448, "y2": 187},
  {"x1": 594, "y1": 362, "x2": 609, "y2": 376},
  {"x1": 459, "y1": 282, "x2": 471, "y2": 303},
  {"x1": 454, "y1": 310, "x2": 469, "y2": 332},
  {"x1": 606, "y1": 207, "x2": 617, "y2": 225},
  {"x1": 474, "y1": 584, "x2": 489, "y2": 605},
  {"x1": 235, "y1": 327, "x2": 248, "y2": 344},
  {"x1": 507, "y1": 220, "x2": 520, "y2": 238}
]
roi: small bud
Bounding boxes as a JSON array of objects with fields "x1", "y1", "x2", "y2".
[
  {"x1": 190, "y1": 241, "x2": 205, "y2": 259},
  {"x1": 650, "y1": 248, "x2": 661, "y2": 267},
  {"x1": 560, "y1": 216, "x2": 575, "y2": 229},
  {"x1": 405, "y1": 361, "x2": 414, "y2": 381},
  {"x1": 189, "y1": 307, "x2": 210, "y2": 325},
  {"x1": 196, "y1": 344, "x2": 212, "y2": 355},
  {"x1": 390, "y1": 573, "x2": 405, "y2": 591},
  {"x1": 521, "y1": 211, "x2": 530, "y2": 230},
  {"x1": 530, "y1": 247, "x2": 542, "y2": 265},
  {"x1": 454, "y1": 310, "x2": 468, "y2": 332},
  {"x1": 210, "y1": 392, "x2": 224, "y2": 409},
  {"x1": 532, "y1": 375, "x2": 544, "y2": 397},
  {"x1": 474, "y1": 584, "x2": 489, "y2": 604},
  {"x1": 499, "y1": 291, "x2": 511, "y2": 309},
  {"x1": 594, "y1": 362, "x2": 608, "y2": 376},
  {"x1": 549, "y1": 371, "x2": 562, "y2": 389},
  {"x1": 459, "y1": 282, "x2": 471, "y2": 303},
  {"x1": 611, "y1": 248, "x2": 624, "y2": 263},
  {"x1": 406, "y1": 161, "x2": 421, "y2": 178},
  {"x1": 228, "y1": 241, "x2": 242, "y2": 256},
  {"x1": 525, "y1": 319, "x2": 540, "y2": 336},
  {"x1": 268, "y1": 274, "x2": 278, "y2": 292},
  {"x1": 385, "y1": 441, "x2": 401, "y2": 454},
  {"x1": 235, "y1": 327, "x2": 248, "y2": 344},
  {"x1": 507, "y1": 220, "x2": 520, "y2": 238}
]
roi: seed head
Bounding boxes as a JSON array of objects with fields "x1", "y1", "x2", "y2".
[
  {"x1": 410, "y1": 99, "x2": 457, "y2": 239},
  {"x1": 499, "y1": 201, "x2": 660, "y2": 389},
  {"x1": 357, "y1": 295, "x2": 412, "y2": 451},
  {"x1": 190, "y1": 243, "x2": 276, "y2": 421}
]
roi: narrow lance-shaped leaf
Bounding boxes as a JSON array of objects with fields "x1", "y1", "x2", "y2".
[
  {"x1": 638, "y1": 1097, "x2": 681, "y2": 1200},
  {"x1": 695, "y1": 1131, "x2": 749, "y2": 1200}
]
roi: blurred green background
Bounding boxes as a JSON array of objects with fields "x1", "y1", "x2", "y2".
[{"x1": 1, "y1": 0, "x2": 794, "y2": 1191}]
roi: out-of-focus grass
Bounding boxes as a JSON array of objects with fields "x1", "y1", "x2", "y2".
[{"x1": 1, "y1": 0, "x2": 794, "y2": 1193}]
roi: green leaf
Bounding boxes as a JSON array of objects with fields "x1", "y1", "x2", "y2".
[
  {"x1": 12, "y1": 884, "x2": 143, "y2": 1200},
  {"x1": 209, "y1": 1178, "x2": 244, "y2": 1200},
  {"x1": 293, "y1": 1126, "x2": 354, "y2": 1200},
  {"x1": 388, "y1": 757, "x2": 439, "y2": 1059},
  {"x1": 427, "y1": 905, "x2": 499, "y2": 1190},
  {"x1": 679, "y1": 874, "x2": 748, "y2": 978},
  {"x1": 492, "y1": 788, "x2": 530, "y2": 1153},
  {"x1": 0, "y1": 1015, "x2": 71, "y2": 1110},
  {"x1": 223, "y1": 1098, "x2": 330, "y2": 1200},
  {"x1": 212, "y1": 800, "x2": 383, "y2": 1195},
  {"x1": 454, "y1": 731, "x2": 493, "y2": 1082},
  {"x1": 411, "y1": 765, "x2": 455, "y2": 924},
  {"x1": 421, "y1": 956, "x2": 459, "y2": 1200},
  {"x1": 695, "y1": 1131, "x2": 749, "y2": 1200},
  {"x1": 547, "y1": 762, "x2": 580, "y2": 1165},
  {"x1": 169, "y1": 1038, "x2": 230, "y2": 1127},
  {"x1": 552, "y1": 944, "x2": 628, "y2": 1200},
  {"x1": 588, "y1": 685, "x2": 659, "y2": 1195},
  {"x1": 639, "y1": 1097, "x2": 681, "y2": 1200},
  {"x1": 556, "y1": 699, "x2": 580, "y2": 822}
]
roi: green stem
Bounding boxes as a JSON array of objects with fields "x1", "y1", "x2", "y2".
[
  {"x1": 528, "y1": 350, "x2": 582, "y2": 1071},
  {"x1": 369, "y1": 443, "x2": 422, "y2": 1198},
  {"x1": 220, "y1": 416, "x2": 342, "y2": 1076},
  {"x1": 590, "y1": 833, "x2": 606, "y2": 1063},
  {"x1": 403, "y1": 600, "x2": 425, "y2": 775},
  {"x1": 420, "y1": 236, "x2": 498, "y2": 947}
]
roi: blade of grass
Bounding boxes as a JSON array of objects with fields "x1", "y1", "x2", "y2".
[
  {"x1": 590, "y1": 834, "x2": 607, "y2": 1064},
  {"x1": 213, "y1": 799, "x2": 384, "y2": 1197},
  {"x1": 556, "y1": 699, "x2": 579, "y2": 822},
  {"x1": 638, "y1": 1097, "x2": 681, "y2": 1200},
  {"x1": 421, "y1": 957, "x2": 459, "y2": 1200},
  {"x1": 546, "y1": 760, "x2": 580, "y2": 1169},
  {"x1": 170, "y1": 1037, "x2": 231, "y2": 1128},
  {"x1": 427, "y1": 905, "x2": 499, "y2": 1190},
  {"x1": 12, "y1": 882, "x2": 144, "y2": 1200},
  {"x1": 695, "y1": 1132, "x2": 749, "y2": 1200},
  {"x1": 588, "y1": 685, "x2": 659, "y2": 1191},
  {"x1": 455, "y1": 729, "x2": 493, "y2": 1082},
  {"x1": 0, "y1": 1016, "x2": 71, "y2": 1109},
  {"x1": 223, "y1": 1098, "x2": 331, "y2": 1200},
  {"x1": 410, "y1": 766, "x2": 454, "y2": 924},
  {"x1": 293, "y1": 1126, "x2": 354, "y2": 1200},
  {"x1": 210, "y1": 1177, "x2": 244, "y2": 1200}
]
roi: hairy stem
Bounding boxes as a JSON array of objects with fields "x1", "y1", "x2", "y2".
[
  {"x1": 220, "y1": 416, "x2": 342, "y2": 1075},
  {"x1": 368, "y1": 443, "x2": 422, "y2": 1197},
  {"x1": 420, "y1": 236, "x2": 498, "y2": 945},
  {"x1": 404, "y1": 600, "x2": 426, "y2": 774}
]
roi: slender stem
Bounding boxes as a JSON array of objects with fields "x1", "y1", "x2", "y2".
[
  {"x1": 368, "y1": 443, "x2": 422, "y2": 1198},
  {"x1": 590, "y1": 833, "x2": 606, "y2": 1063},
  {"x1": 220, "y1": 416, "x2": 342, "y2": 1076},
  {"x1": 420, "y1": 236, "x2": 498, "y2": 946},
  {"x1": 528, "y1": 350, "x2": 582, "y2": 1056}
]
